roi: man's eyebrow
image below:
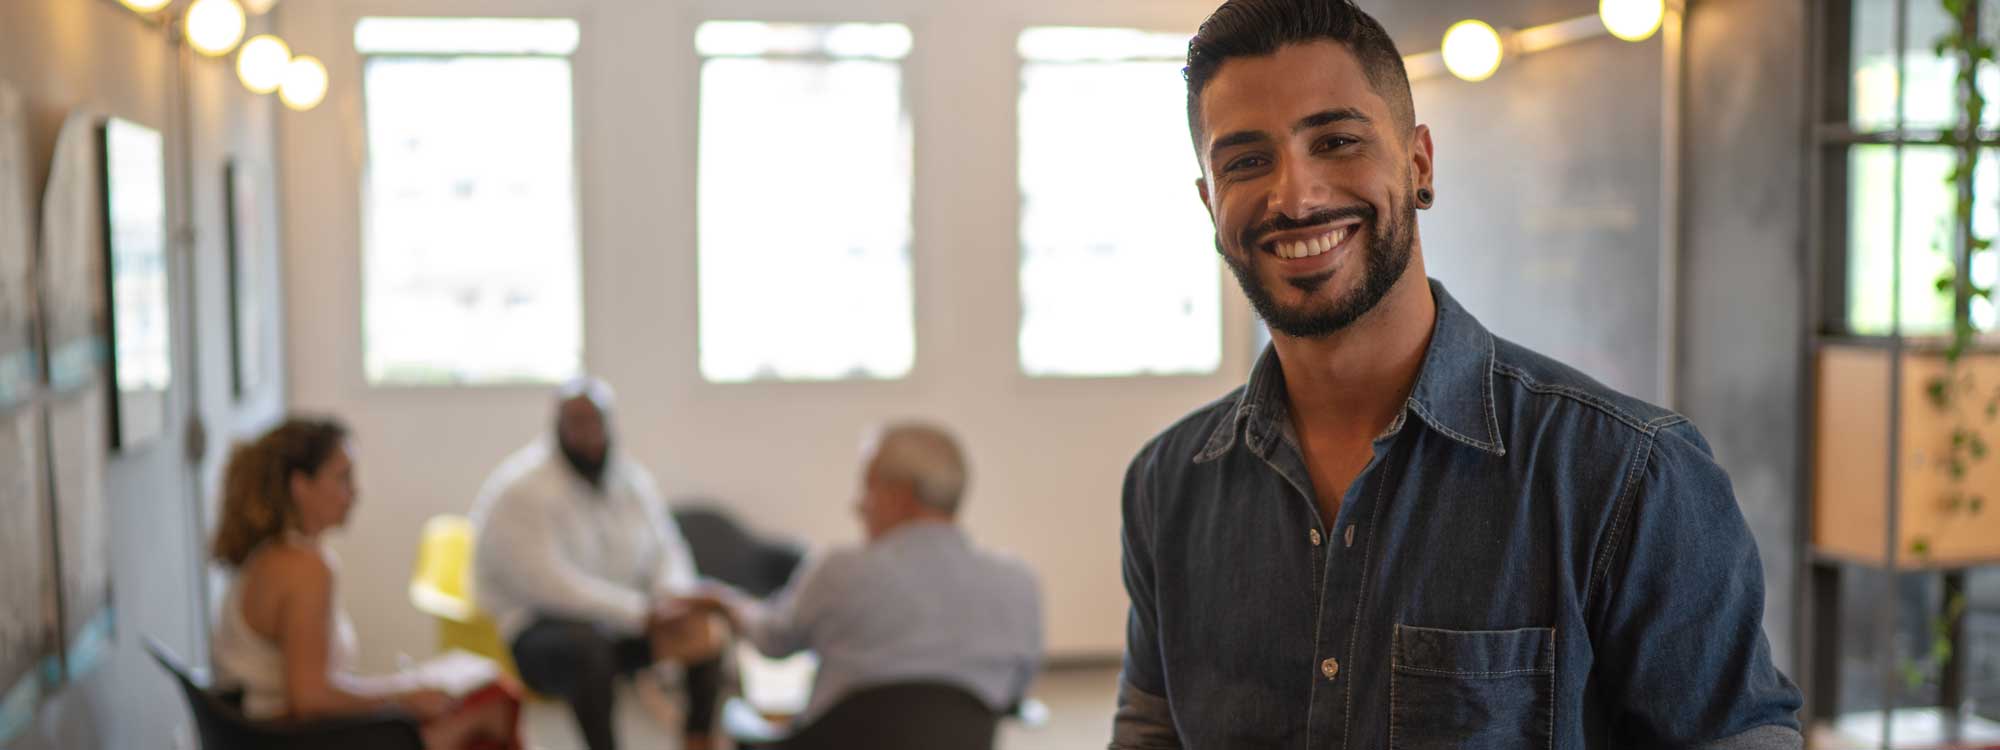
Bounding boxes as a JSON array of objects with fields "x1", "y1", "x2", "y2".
[
  {"x1": 1294, "y1": 108, "x2": 1370, "y2": 132},
  {"x1": 1205, "y1": 108, "x2": 1373, "y2": 162},
  {"x1": 1208, "y1": 130, "x2": 1271, "y2": 160}
]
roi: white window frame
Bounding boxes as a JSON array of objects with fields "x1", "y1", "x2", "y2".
[
  {"x1": 691, "y1": 19, "x2": 920, "y2": 385},
  {"x1": 354, "y1": 15, "x2": 588, "y2": 388}
]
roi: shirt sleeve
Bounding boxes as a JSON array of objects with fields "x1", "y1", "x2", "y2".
[
  {"x1": 743, "y1": 550, "x2": 850, "y2": 659},
  {"x1": 476, "y1": 484, "x2": 651, "y2": 635},
  {"x1": 1110, "y1": 440, "x2": 1182, "y2": 749},
  {"x1": 1589, "y1": 422, "x2": 1803, "y2": 748},
  {"x1": 630, "y1": 466, "x2": 700, "y2": 598}
]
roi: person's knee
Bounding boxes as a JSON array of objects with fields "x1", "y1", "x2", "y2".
[{"x1": 514, "y1": 621, "x2": 618, "y2": 694}]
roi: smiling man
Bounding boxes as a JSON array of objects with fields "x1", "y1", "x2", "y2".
[{"x1": 1109, "y1": 1, "x2": 1803, "y2": 748}]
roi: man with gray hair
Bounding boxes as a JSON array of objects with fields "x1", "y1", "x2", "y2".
[{"x1": 685, "y1": 422, "x2": 1043, "y2": 727}]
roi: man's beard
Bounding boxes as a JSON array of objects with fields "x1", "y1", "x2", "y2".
[
  {"x1": 560, "y1": 437, "x2": 609, "y2": 489},
  {"x1": 1224, "y1": 190, "x2": 1417, "y2": 339}
]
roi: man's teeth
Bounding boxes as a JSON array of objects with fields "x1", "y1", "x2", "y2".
[{"x1": 1273, "y1": 227, "x2": 1351, "y2": 259}]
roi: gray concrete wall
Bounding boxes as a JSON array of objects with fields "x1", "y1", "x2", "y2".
[
  {"x1": 1364, "y1": 0, "x2": 1667, "y2": 403},
  {"x1": 1678, "y1": 0, "x2": 1808, "y2": 672},
  {"x1": 0, "y1": 0, "x2": 289, "y2": 747}
]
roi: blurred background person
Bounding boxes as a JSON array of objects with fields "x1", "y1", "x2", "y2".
[
  {"x1": 209, "y1": 417, "x2": 520, "y2": 750},
  {"x1": 471, "y1": 378, "x2": 723, "y2": 750},
  {"x1": 688, "y1": 422, "x2": 1043, "y2": 729}
]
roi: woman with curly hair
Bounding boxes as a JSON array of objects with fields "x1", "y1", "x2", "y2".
[{"x1": 209, "y1": 417, "x2": 519, "y2": 749}]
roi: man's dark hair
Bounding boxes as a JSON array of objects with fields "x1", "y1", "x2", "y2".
[{"x1": 1184, "y1": 0, "x2": 1415, "y2": 160}]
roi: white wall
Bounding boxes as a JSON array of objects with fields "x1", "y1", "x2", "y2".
[{"x1": 278, "y1": 0, "x2": 1254, "y2": 668}]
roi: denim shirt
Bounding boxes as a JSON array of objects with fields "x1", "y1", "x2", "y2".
[{"x1": 1112, "y1": 280, "x2": 1802, "y2": 750}]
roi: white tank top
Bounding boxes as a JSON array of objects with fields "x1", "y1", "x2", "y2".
[{"x1": 210, "y1": 541, "x2": 361, "y2": 720}]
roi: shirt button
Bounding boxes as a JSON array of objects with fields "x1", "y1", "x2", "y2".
[
  {"x1": 1344, "y1": 525, "x2": 1356, "y2": 548},
  {"x1": 1320, "y1": 658, "x2": 1339, "y2": 680},
  {"x1": 1309, "y1": 528, "x2": 1322, "y2": 546}
]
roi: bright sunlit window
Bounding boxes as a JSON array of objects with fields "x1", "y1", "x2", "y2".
[
  {"x1": 358, "y1": 18, "x2": 582, "y2": 385},
  {"x1": 1842, "y1": 0, "x2": 1999, "y2": 335},
  {"x1": 696, "y1": 21, "x2": 915, "y2": 383},
  {"x1": 1017, "y1": 27, "x2": 1221, "y2": 377}
]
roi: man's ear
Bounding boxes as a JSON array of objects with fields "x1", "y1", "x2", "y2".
[{"x1": 1410, "y1": 124, "x2": 1435, "y2": 196}]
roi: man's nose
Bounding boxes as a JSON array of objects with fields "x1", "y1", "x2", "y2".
[{"x1": 1268, "y1": 155, "x2": 1330, "y2": 222}]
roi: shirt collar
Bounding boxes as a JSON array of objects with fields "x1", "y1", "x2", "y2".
[
  {"x1": 878, "y1": 520, "x2": 968, "y2": 547},
  {"x1": 1195, "y1": 278, "x2": 1506, "y2": 463}
]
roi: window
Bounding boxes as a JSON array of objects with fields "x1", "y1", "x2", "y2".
[
  {"x1": 357, "y1": 17, "x2": 583, "y2": 385},
  {"x1": 1833, "y1": 0, "x2": 1998, "y2": 335},
  {"x1": 1017, "y1": 27, "x2": 1221, "y2": 377},
  {"x1": 696, "y1": 21, "x2": 915, "y2": 383}
]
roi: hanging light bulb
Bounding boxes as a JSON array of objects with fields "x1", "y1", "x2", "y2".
[
  {"x1": 279, "y1": 55, "x2": 328, "y2": 111},
  {"x1": 1441, "y1": 20, "x2": 1504, "y2": 82},
  {"x1": 243, "y1": 0, "x2": 279, "y2": 15},
  {"x1": 1599, "y1": 0, "x2": 1666, "y2": 42},
  {"x1": 118, "y1": 0, "x2": 173, "y2": 13},
  {"x1": 236, "y1": 35, "x2": 291, "y2": 94},
  {"x1": 185, "y1": 0, "x2": 248, "y2": 57}
]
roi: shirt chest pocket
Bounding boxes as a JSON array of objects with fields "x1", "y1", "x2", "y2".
[{"x1": 1390, "y1": 624, "x2": 1555, "y2": 750}]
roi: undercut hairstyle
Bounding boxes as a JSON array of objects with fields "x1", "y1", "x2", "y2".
[
  {"x1": 871, "y1": 422, "x2": 969, "y2": 515},
  {"x1": 1184, "y1": 0, "x2": 1416, "y2": 159}
]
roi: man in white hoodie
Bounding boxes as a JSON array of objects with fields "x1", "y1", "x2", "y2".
[{"x1": 471, "y1": 377, "x2": 720, "y2": 750}]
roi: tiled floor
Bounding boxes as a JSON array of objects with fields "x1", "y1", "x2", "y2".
[{"x1": 519, "y1": 665, "x2": 1121, "y2": 750}]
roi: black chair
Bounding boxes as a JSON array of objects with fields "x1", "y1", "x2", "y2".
[
  {"x1": 673, "y1": 503, "x2": 806, "y2": 597},
  {"x1": 144, "y1": 637, "x2": 424, "y2": 750},
  {"x1": 727, "y1": 681, "x2": 1002, "y2": 750}
]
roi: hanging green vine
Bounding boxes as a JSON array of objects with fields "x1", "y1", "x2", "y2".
[
  {"x1": 1927, "y1": 0, "x2": 1997, "y2": 523},
  {"x1": 1905, "y1": 0, "x2": 1999, "y2": 692},
  {"x1": 1936, "y1": 0, "x2": 1996, "y2": 363}
]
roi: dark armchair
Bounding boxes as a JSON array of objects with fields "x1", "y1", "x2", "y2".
[
  {"x1": 145, "y1": 637, "x2": 424, "y2": 750},
  {"x1": 726, "y1": 681, "x2": 1002, "y2": 750},
  {"x1": 672, "y1": 502, "x2": 805, "y2": 597}
]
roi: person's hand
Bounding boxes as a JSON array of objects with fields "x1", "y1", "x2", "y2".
[
  {"x1": 690, "y1": 580, "x2": 751, "y2": 620},
  {"x1": 648, "y1": 608, "x2": 728, "y2": 668},
  {"x1": 676, "y1": 593, "x2": 729, "y2": 617},
  {"x1": 399, "y1": 688, "x2": 456, "y2": 721}
]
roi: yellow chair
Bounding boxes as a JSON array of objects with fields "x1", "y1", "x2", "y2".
[{"x1": 409, "y1": 514, "x2": 523, "y2": 683}]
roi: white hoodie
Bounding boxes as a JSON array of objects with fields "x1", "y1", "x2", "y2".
[{"x1": 470, "y1": 440, "x2": 698, "y2": 641}]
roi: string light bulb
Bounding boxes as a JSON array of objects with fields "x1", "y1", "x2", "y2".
[
  {"x1": 118, "y1": 0, "x2": 173, "y2": 13},
  {"x1": 279, "y1": 55, "x2": 328, "y2": 111},
  {"x1": 1599, "y1": 0, "x2": 1666, "y2": 42},
  {"x1": 1441, "y1": 20, "x2": 1504, "y2": 82},
  {"x1": 244, "y1": 0, "x2": 279, "y2": 14},
  {"x1": 185, "y1": 0, "x2": 248, "y2": 57},
  {"x1": 236, "y1": 35, "x2": 291, "y2": 94}
]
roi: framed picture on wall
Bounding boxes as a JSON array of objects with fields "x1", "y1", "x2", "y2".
[
  {"x1": 0, "y1": 82, "x2": 36, "y2": 415},
  {"x1": 0, "y1": 80, "x2": 58, "y2": 746},
  {"x1": 0, "y1": 406, "x2": 58, "y2": 744},
  {"x1": 97, "y1": 117, "x2": 171, "y2": 451},
  {"x1": 223, "y1": 159, "x2": 267, "y2": 401},
  {"x1": 45, "y1": 114, "x2": 116, "y2": 684}
]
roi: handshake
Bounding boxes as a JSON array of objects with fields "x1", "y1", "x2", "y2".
[{"x1": 644, "y1": 582, "x2": 748, "y2": 664}]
